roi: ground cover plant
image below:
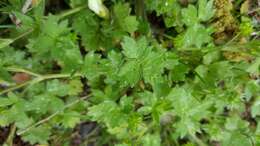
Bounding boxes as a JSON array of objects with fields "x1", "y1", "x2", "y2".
[{"x1": 0, "y1": 0, "x2": 259, "y2": 145}]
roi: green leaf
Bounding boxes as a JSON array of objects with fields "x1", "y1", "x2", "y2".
[
  {"x1": 91, "y1": 85, "x2": 120, "y2": 103},
  {"x1": 142, "y1": 133, "x2": 161, "y2": 146},
  {"x1": 48, "y1": 96, "x2": 65, "y2": 113},
  {"x1": 256, "y1": 121, "x2": 260, "y2": 135},
  {"x1": 0, "y1": 66, "x2": 12, "y2": 83},
  {"x1": 0, "y1": 47, "x2": 27, "y2": 67},
  {"x1": 61, "y1": 111, "x2": 81, "y2": 128},
  {"x1": 252, "y1": 99, "x2": 260, "y2": 118},
  {"x1": 221, "y1": 131, "x2": 251, "y2": 146},
  {"x1": 181, "y1": 5, "x2": 198, "y2": 26},
  {"x1": 239, "y1": 16, "x2": 254, "y2": 37},
  {"x1": 164, "y1": 2, "x2": 183, "y2": 27},
  {"x1": 247, "y1": 58, "x2": 260, "y2": 75},
  {"x1": 121, "y1": 36, "x2": 148, "y2": 59},
  {"x1": 103, "y1": 51, "x2": 123, "y2": 84},
  {"x1": 46, "y1": 80, "x2": 69, "y2": 97},
  {"x1": 122, "y1": 16, "x2": 139, "y2": 33},
  {"x1": 0, "y1": 97, "x2": 13, "y2": 107},
  {"x1": 152, "y1": 77, "x2": 171, "y2": 98},
  {"x1": 182, "y1": 24, "x2": 213, "y2": 48},
  {"x1": 167, "y1": 87, "x2": 211, "y2": 138},
  {"x1": 225, "y1": 115, "x2": 249, "y2": 131},
  {"x1": 27, "y1": 94, "x2": 51, "y2": 114},
  {"x1": 72, "y1": 9, "x2": 101, "y2": 50},
  {"x1": 52, "y1": 36, "x2": 83, "y2": 73},
  {"x1": 198, "y1": 0, "x2": 215, "y2": 22},
  {"x1": 119, "y1": 60, "x2": 141, "y2": 87},
  {"x1": 88, "y1": 100, "x2": 127, "y2": 128},
  {"x1": 142, "y1": 51, "x2": 165, "y2": 84},
  {"x1": 27, "y1": 15, "x2": 83, "y2": 72},
  {"x1": 114, "y1": 3, "x2": 138, "y2": 33},
  {"x1": 68, "y1": 79, "x2": 83, "y2": 96},
  {"x1": 170, "y1": 63, "x2": 189, "y2": 82},
  {"x1": 82, "y1": 51, "x2": 103, "y2": 81},
  {"x1": 22, "y1": 126, "x2": 51, "y2": 145},
  {"x1": 14, "y1": 112, "x2": 34, "y2": 129},
  {"x1": 0, "y1": 38, "x2": 13, "y2": 49},
  {"x1": 203, "y1": 50, "x2": 220, "y2": 65},
  {"x1": 243, "y1": 80, "x2": 260, "y2": 101},
  {"x1": 12, "y1": 12, "x2": 34, "y2": 30},
  {"x1": 120, "y1": 95, "x2": 134, "y2": 113},
  {"x1": 151, "y1": 99, "x2": 172, "y2": 124},
  {"x1": 113, "y1": 3, "x2": 130, "y2": 18},
  {"x1": 138, "y1": 91, "x2": 157, "y2": 106},
  {"x1": 0, "y1": 95, "x2": 33, "y2": 128},
  {"x1": 1, "y1": 0, "x2": 258, "y2": 145},
  {"x1": 0, "y1": 109, "x2": 33, "y2": 128}
]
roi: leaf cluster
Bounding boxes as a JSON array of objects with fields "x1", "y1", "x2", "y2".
[{"x1": 0, "y1": 0, "x2": 259, "y2": 145}]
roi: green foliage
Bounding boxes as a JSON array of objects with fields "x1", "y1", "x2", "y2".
[
  {"x1": 146, "y1": 0, "x2": 183, "y2": 27},
  {"x1": 22, "y1": 126, "x2": 51, "y2": 145},
  {"x1": 176, "y1": 0, "x2": 215, "y2": 49},
  {"x1": 72, "y1": 2, "x2": 138, "y2": 51},
  {"x1": 119, "y1": 36, "x2": 167, "y2": 86},
  {"x1": 198, "y1": 0, "x2": 215, "y2": 22},
  {"x1": 0, "y1": 0, "x2": 259, "y2": 145}
]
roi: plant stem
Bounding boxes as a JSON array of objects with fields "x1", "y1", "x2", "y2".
[
  {"x1": 224, "y1": 32, "x2": 241, "y2": 46},
  {"x1": 248, "y1": 7, "x2": 260, "y2": 14},
  {"x1": 163, "y1": 34, "x2": 175, "y2": 40},
  {"x1": 189, "y1": 133, "x2": 207, "y2": 146},
  {"x1": 13, "y1": 28, "x2": 34, "y2": 41},
  {"x1": 0, "y1": 25, "x2": 16, "y2": 28},
  {"x1": 5, "y1": 124, "x2": 16, "y2": 146},
  {"x1": 6, "y1": 67, "x2": 41, "y2": 77},
  {"x1": 17, "y1": 94, "x2": 91, "y2": 135},
  {"x1": 0, "y1": 81, "x2": 31, "y2": 96},
  {"x1": 57, "y1": 5, "x2": 87, "y2": 20},
  {"x1": 135, "y1": 0, "x2": 146, "y2": 21},
  {"x1": 0, "y1": 70, "x2": 83, "y2": 95}
]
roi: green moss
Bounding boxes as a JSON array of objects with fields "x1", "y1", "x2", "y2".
[{"x1": 212, "y1": 0, "x2": 238, "y2": 44}]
